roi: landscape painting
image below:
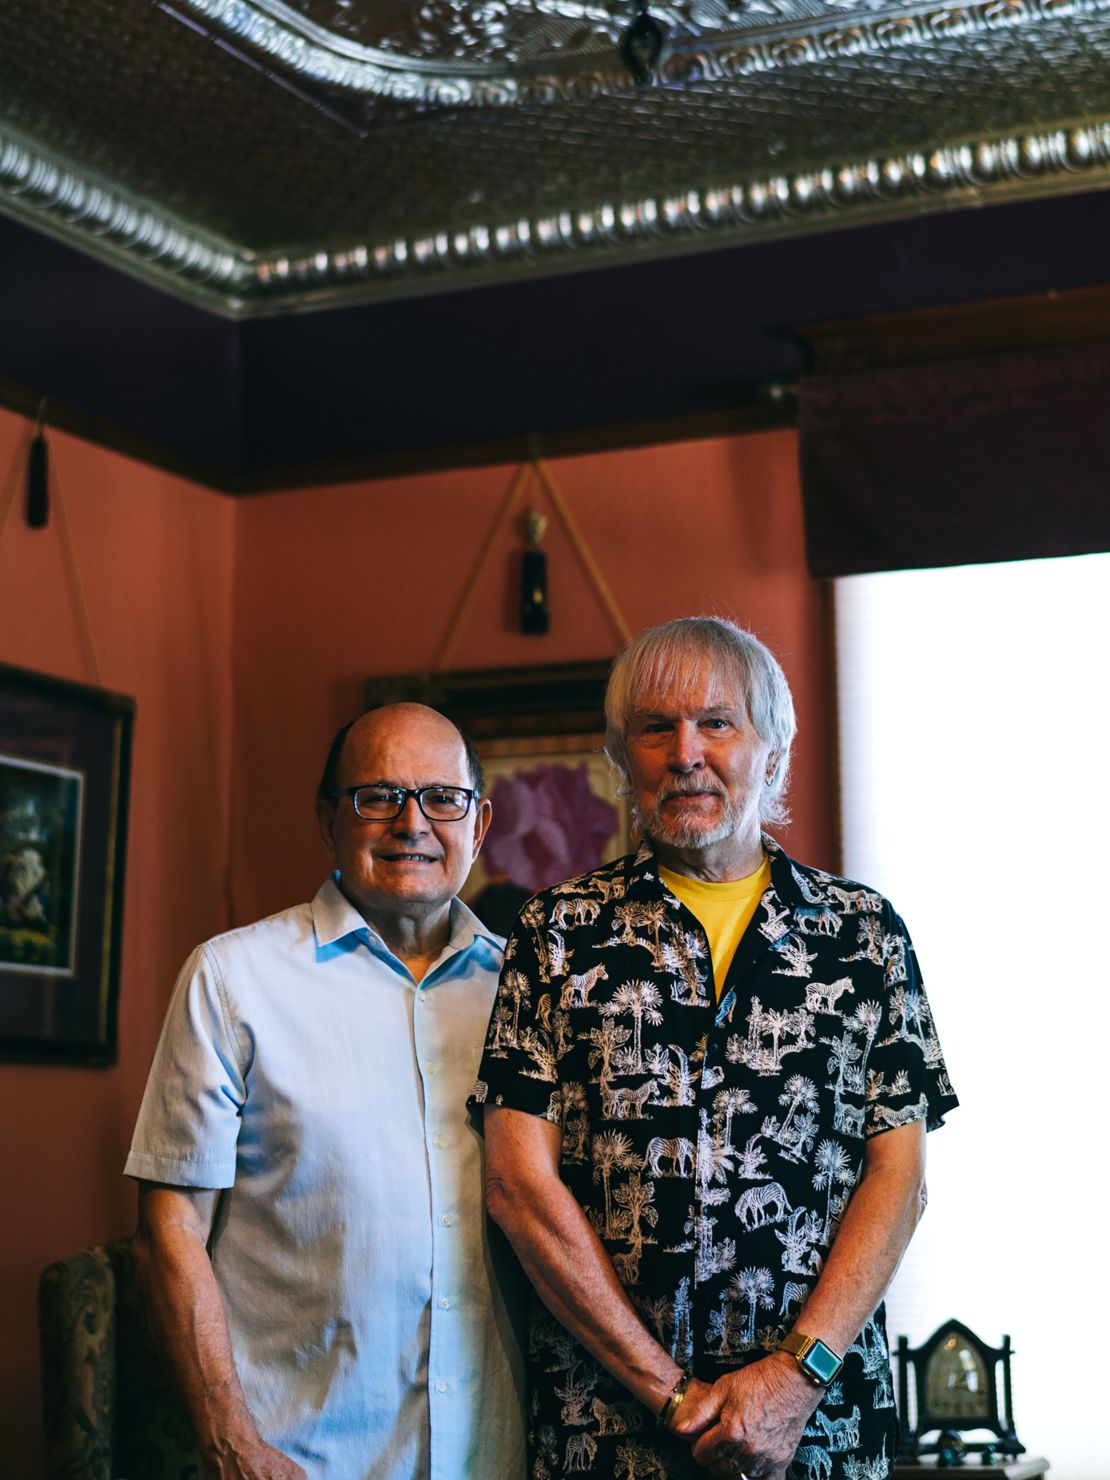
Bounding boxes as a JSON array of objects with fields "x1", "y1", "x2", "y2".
[
  {"x1": 0, "y1": 753, "x2": 83, "y2": 976},
  {"x1": 0, "y1": 662, "x2": 133, "y2": 1065}
]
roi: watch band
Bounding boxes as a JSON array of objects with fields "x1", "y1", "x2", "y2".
[{"x1": 778, "y1": 1330, "x2": 844, "y2": 1388}]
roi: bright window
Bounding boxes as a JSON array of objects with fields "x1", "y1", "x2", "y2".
[{"x1": 835, "y1": 554, "x2": 1110, "y2": 1480}]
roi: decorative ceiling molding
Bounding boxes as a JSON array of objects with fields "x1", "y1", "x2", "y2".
[
  {"x1": 5, "y1": 111, "x2": 1110, "y2": 316},
  {"x1": 4, "y1": 0, "x2": 1110, "y2": 315},
  {"x1": 247, "y1": 121, "x2": 1110, "y2": 312},
  {"x1": 0, "y1": 122, "x2": 247, "y2": 299},
  {"x1": 178, "y1": 0, "x2": 1110, "y2": 108}
]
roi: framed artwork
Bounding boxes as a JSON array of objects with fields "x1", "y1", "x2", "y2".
[
  {"x1": 0, "y1": 663, "x2": 134, "y2": 1065},
  {"x1": 364, "y1": 663, "x2": 630, "y2": 929}
]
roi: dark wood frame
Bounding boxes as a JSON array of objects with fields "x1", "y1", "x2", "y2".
[
  {"x1": 364, "y1": 660, "x2": 613, "y2": 742},
  {"x1": 0, "y1": 662, "x2": 133, "y2": 1066}
]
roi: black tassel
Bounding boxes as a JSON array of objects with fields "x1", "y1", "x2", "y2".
[
  {"x1": 620, "y1": 8, "x2": 666, "y2": 85},
  {"x1": 27, "y1": 431, "x2": 49, "y2": 528},
  {"x1": 521, "y1": 548, "x2": 550, "y2": 634}
]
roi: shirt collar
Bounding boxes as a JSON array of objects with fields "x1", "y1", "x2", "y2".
[
  {"x1": 625, "y1": 836, "x2": 663, "y2": 894},
  {"x1": 311, "y1": 876, "x2": 503, "y2": 960},
  {"x1": 628, "y1": 831, "x2": 794, "y2": 900},
  {"x1": 445, "y1": 894, "x2": 505, "y2": 955},
  {"x1": 312, "y1": 876, "x2": 372, "y2": 947}
]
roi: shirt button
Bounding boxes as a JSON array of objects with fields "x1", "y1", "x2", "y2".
[
  {"x1": 436, "y1": 1380, "x2": 448, "y2": 1393},
  {"x1": 434, "y1": 1137, "x2": 446, "y2": 1150},
  {"x1": 426, "y1": 1062, "x2": 438, "y2": 1074},
  {"x1": 440, "y1": 1297, "x2": 451, "y2": 1309},
  {"x1": 441, "y1": 1214, "x2": 452, "y2": 1227}
]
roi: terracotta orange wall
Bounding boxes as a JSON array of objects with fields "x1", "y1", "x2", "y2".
[
  {"x1": 0, "y1": 408, "x2": 236, "y2": 1475},
  {"x1": 0, "y1": 417, "x2": 829, "y2": 1474},
  {"x1": 230, "y1": 430, "x2": 833, "y2": 923}
]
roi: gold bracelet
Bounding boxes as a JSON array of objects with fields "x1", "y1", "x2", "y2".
[{"x1": 658, "y1": 1372, "x2": 690, "y2": 1429}]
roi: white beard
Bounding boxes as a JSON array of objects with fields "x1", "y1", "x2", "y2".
[{"x1": 638, "y1": 792, "x2": 746, "y2": 851}]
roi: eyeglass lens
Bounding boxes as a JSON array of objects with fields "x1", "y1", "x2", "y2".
[{"x1": 352, "y1": 785, "x2": 472, "y2": 820}]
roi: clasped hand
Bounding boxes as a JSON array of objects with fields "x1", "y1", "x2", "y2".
[{"x1": 668, "y1": 1355, "x2": 823, "y2": 1480}]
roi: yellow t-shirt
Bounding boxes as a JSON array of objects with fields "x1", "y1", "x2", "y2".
[{"x1": 659, "y1": 854, "x2": 772, "y2": 1000}]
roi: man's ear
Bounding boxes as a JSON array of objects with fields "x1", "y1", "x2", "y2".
[
  {"x1": 471, "y1": 797, "x2": 493, "y2": 860},
  {"x1": 316, "y1": 798, "x2": 338, "y2": 859}
]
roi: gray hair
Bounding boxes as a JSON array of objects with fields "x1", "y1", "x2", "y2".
[{"x1": 604, "y1": 616, "x2": 797, "y2": 826}]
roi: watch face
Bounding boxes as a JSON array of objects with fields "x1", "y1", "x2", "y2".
[
  {"x1": 804, "y1": 1341, "x2": 843, "y2": 1386},
  {"x1": 925, "y1": 1333, "x2": 992, "y2": 1423}
]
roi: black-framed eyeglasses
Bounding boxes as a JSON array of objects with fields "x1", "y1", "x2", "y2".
[{"x1": 328, "y1": 783, "x2": 479, "y2": 822}]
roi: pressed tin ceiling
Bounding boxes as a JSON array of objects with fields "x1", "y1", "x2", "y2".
[{"x1": 2, "y1": 0, "x2": 1110, "y2": 317}]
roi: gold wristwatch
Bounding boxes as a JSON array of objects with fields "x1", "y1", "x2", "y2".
[{"x1": 778, "y1": 1331, "x2": 843, "y2": 1388}]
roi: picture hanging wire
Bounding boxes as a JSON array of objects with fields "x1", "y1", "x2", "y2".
[
  {"x1": 431, "y1": 458, "x2": 630, "y2": 671},
  {"x1": 0, "y1": 402, "x2": 102, "y2": 686}
]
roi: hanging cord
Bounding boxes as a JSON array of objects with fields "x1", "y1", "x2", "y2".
[
  {"x1": 532, "y1": 459, "x2": 632, "y2": 647},
  {"x1": 431, "y1": 458, "x2": 632, "y2": 669},
  {"x1": 53, "y1": 466, "x2": 103, "y2": 687},
  {"x1": 432, "y1": 460, "x2": 533, "y2": 672},
  {"x1": 0, "y1": 406, "x2": 102, "y2": 686}
]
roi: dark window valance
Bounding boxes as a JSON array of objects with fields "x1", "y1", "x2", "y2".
[{"x1": 797, "y1": 340, "x2": 1110, "y2": 578}]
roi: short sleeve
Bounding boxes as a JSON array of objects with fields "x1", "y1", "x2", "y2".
[
  {"x1": 468, "y1": 907, "x2": 563, "y2": 1127},
  {"x1": 123, "y1": 943, "x2": 247, "y2": 1187},
  {"x1": 864, "y1": 908, "x2": 959, "y2": 1136}
]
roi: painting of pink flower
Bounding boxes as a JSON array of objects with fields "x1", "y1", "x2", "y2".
[{"x1": 482, "y1": 760, "x2": 620, "y2": 893}]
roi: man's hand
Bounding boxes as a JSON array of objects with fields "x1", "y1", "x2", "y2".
[
  {"x1": 201, "y1": 1434, "x2": 307, "y2": 1480},
  {"x1": 670, "y1": 1355, "x2": 821, "y2": 1480},
  {"x1": 483, "y1": 1107, "x2": 690, "y2": 1416},
  {"x1": 134, "y1": 1184, "x2": 305, "y2": 1480}
]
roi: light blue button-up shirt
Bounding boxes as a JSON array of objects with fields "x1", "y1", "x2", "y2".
[{"x1": 126, "y1": 879, "x2": 526, "y2": 1480}]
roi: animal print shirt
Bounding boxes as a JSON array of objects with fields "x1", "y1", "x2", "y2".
[{"x1": 471, "y1": 836, "x2": 958, "y2": 1480}]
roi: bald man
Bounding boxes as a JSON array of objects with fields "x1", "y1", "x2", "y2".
[{"x1": 126, "y1": 705, "x2": 526, "y2": 1480}]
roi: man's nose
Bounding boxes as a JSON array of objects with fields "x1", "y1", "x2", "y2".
[
  {"x1": 390, "y1": 796, "x2": 428, "y2": 833},
  {"x1": 668, "y1": 721, "x2": 705, "y2": 771}
]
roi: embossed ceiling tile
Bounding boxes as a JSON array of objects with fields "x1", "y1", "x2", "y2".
[
  {"x1": 0, "y1": 1, "x2": 337, "y2": 232},
  {"x1": 3, "y1": 2, "x2": 1108, "y2": 234},
  {"x1": 4, "y1": 0, "x2": 1110, "y2": 309}
]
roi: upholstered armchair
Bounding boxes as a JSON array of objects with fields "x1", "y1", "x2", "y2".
[{"x1": 39, "y1": 1235, "x2": 200, "y2": 1480}]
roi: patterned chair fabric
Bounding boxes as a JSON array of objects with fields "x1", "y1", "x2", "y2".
[{"x1": 39, "y1": 1236, "x2": 201, "y2": 1480}]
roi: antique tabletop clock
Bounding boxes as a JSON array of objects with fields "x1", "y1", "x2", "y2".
[{"x1": 895, "y1": 1319, "x2": 1025, "y2": 1465}]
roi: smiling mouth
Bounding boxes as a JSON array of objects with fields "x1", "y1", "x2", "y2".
[{"x1": 381, "y1": 852, "x2": 439, "y2": 863}]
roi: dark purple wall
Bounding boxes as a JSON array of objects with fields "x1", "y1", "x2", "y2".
[{"x1": 5, "y1": 186, "x2": 1110, "y2": 484}]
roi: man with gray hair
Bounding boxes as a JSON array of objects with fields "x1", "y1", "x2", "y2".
[{"x1": 473, "y1": 617, "x2": 957, "y2": 1480}]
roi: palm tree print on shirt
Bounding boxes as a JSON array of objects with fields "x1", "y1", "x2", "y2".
[{"x1": 470, "y1": 835, "x2": 958, "y2": 1480}]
